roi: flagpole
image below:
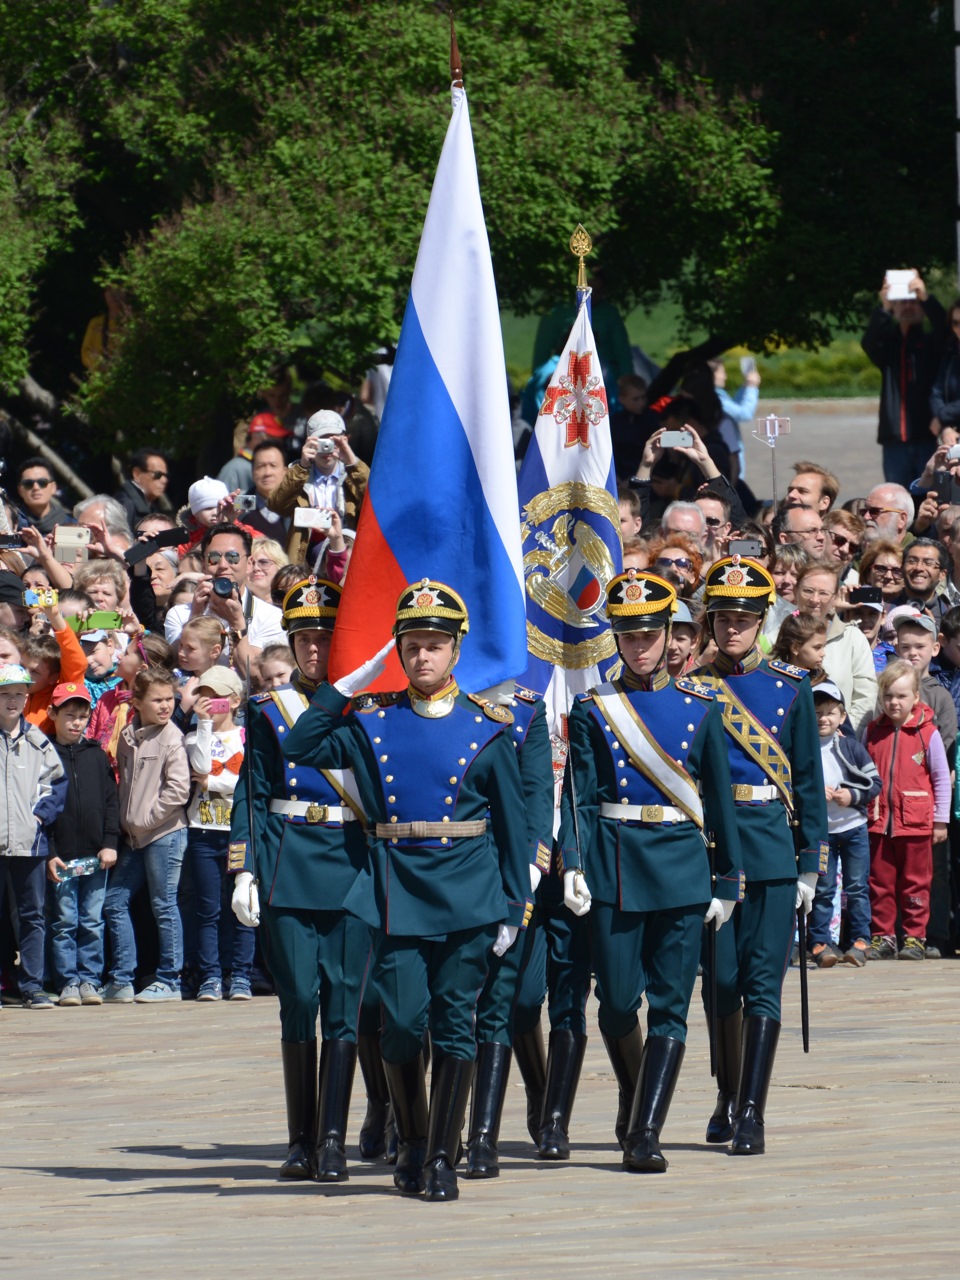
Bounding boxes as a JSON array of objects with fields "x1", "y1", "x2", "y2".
[
  {"x1": 570, "y1": 223, "x2": 593, "y2": 320},
  {"x1": 450, "y1": 13, "x2": 463, "y2": 88}
]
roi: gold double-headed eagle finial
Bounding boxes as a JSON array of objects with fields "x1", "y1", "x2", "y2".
[{"x1": 569, "y1": 224, "x2": 592, "y2": 291}]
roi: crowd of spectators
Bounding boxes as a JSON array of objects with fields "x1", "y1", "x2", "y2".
[{"x1": 3, "y1": 269, "x2": 960, "y2": 1006}]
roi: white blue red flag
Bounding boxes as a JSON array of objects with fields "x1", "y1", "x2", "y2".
[
  {"x1": 517, "y1": 297, "x2": 623, "y2": 756},
  {"x1": 329, "y1": 83, "x2": 526, "y2": 691}
]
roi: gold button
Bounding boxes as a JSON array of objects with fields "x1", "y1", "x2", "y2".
[
  {"x1": 290, "y1": 794, "x2": 297, "y2": 801},
  {"x1": 458, "y1": 757, "x2": 466, "y2": 765},
  {"x1": 687, "y1": 724, "x2": 695, "y2": 731},
  {"x1": 391, "y1": 838, "x2": 398, "y2": 844},
  {"x1": 374, "y1": 736, "x2": 381, "y2": 744},
  {"x1": 288, "y1": 762, "x2": 295, "y2": 770},
  {"x1": 442, "y1": 816, "x2": 450, "y2": 823},
  {"x1": 470, "y1": 742, "x2": 477, "y2": 750},
  {"x1": 390, "y1": 815, "x2": 398, "y2": 823},
  {"x1": 475, "y1": 715, "x2": 482, "y2": 723},
  {"x1": 515, "y1": 725, "x2": 522, "y2": 733},
  {"x1": 380, "y1": 755, "x2": 388, "y2": 762},
  {"x1": 378, "y1": 710, "x2": 386, "y2": 718},
  {"x1": 620, "y1": 779, "x2": 628, "y2": 787},
  {"x1": 611, "y1": 741, "x2": 620, "y2": 750},
  {"x1": 618, "y1": 759, "x2": 625, "y2": 768},
  {"x1": 681, "y1": 741, "x2": 688, "y2": 749},
  {"x1": 604, "y1": 724, "x2": 611, "y2": 732},
  {"x1": 440, "y1": 837, "x2": 448, "y2": 845},
  {"x1": 388, "y1": 795, "x2": 396, "y2": 803},
  {"x1": 777, "y1": 708, "x2": 784, "y2": 716},
  {"x1": 385, "y1": 774, "x2": 394, "y2": 783},
  {"x1": 449, "y1": 776, "x2": 457, "y2": 784},
  {"x1": 290, "y1": 778, "x2": 297, "y2": 786},
  {"x1": 771, "y1": 726, "x2": 779, "y2": 734},
  {"x1": 444, "y1": 796, "x2": 453, "y2": 805},
  {"x1": 684, "y1": 697, "x2": 691, "y2": 704},
  {"x1": 621, "y1": 798, "x2": 629, "y2": 805},
  {"x1": 776, "y1": 681, "x2": 783, "y2": 688},
  {"x1": 278, "y1": 725, "x2": 285, "y2": 733}
]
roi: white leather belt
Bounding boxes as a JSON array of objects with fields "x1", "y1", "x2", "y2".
[
  {"x1": 600, "y1": 802, "x2": 690, "y2": 824},
  {"x1": 732, "y1": 784, "x2": 779, "y2": 802},
  {"x1": 269, "y1": 800, "x2": 357, "y2": 824}
]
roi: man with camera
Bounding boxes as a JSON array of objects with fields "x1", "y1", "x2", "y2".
[
  {"x1": 163, "y1": 524, "x2": 285, "y2": 661},
  {"x1": 267, "y1": 410, "x2": 369, "y2": 565}
]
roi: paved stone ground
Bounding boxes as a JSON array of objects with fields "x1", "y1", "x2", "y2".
[{"x1": 3, "y1": 959, "x2": 959, "y2": 1278}]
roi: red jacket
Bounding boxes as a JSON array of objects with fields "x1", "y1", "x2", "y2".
[{"x1": 863, "y1": 702, "x2": 939, "y2": 836}]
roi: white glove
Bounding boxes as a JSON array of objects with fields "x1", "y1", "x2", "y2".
[
  {"x1": 231, "y1": 872, "x2": 260, "y2": 927},
  {"x1": 529, "y1": 864, "x2": 542, "y2": 895},
  {"x1": 492, "y1": 923, "x2": 519, "y2": 957},
  {"x1": 563, "y1": 868, "x2": 592, "y2": 917},
  {"x1": 333, "y1": 638, "x2": 396, "y2": 698},
  {"x1": 704, "y1": 897, "x2": 736, "y2": 931},
  {"x1": 795, "y1": 871, "x2": 818, "y2": 916}
]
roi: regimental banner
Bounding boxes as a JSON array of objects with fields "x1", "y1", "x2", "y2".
[{"x1": 517, "y1": 297, "x2": 623, "y2": 755}]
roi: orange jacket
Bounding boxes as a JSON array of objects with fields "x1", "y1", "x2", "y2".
[{"x1": 25, "y1": 625, "x2": 88, "y2": 738}]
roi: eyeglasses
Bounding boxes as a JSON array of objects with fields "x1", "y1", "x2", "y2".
[
  {"x1": 248, "y1": 557, "x2": 277, "y2": 570},
  {"x1": 703, "y1": 516, "x2": 723, "y2": 528},
  {"x1": 146, "y1": 469, "x2": 169, "y2": 480},
  {"x1": 20, "y1": 477, "x2": 53, "y2": 489},
  {"x1": 905, "y1": 557, "x2": 941, "y2": 569},
  {"x1": 205, "y1": 550, "x2": 242, "y2": 566},
  {"x1": 655, "y1": 556, "x2": 693, "y2": 571},
  {"x1": 862, "y1": 505, "x2": 900, "y2": 520},
  {"x1": 870, "y1": 565, "x2": 903, "y2": 580},
  {"x1": 798, "y1": 586, "x2": 835, "y2": 601},
  {"x1": 829, "y1": 531, "x2": 861, "y2": 554},
  {"x1": 788, "y1": 525, "x2": 824, "y2": 537}
]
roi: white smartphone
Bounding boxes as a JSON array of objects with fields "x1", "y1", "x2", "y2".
[
  {"x1": 53, "y1": 524, "x2": 91, "y2": 563},
  {"x1": 885, "y1": 269, "x2": 916, "y2": 301},
  {"x1": 740, "y1": 356, "x2": 757, "y2": 376},
  {"x1": 754, "y1": 415, "x2": 790, "y2": 438},
  {"x1": 293, "y1": 508, "x2": 333, "y2": 530},
  {"x1": 660, "y1": 429, "x2": 694, "y2": 448}
]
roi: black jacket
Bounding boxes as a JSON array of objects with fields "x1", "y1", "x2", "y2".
[
  {"x1": 114, "y1": 479, "x2": 159, "y2": 528},
  {"x1": 861, "y1": 299, "x2": 946, "y2": 446},
  {"x1": 49, "y1": 738, "x2": 120, "y2": 860}
]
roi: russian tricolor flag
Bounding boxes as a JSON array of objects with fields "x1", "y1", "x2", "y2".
[{"x1": 328, "y1": 83, "x2": 526, "y2": 692}]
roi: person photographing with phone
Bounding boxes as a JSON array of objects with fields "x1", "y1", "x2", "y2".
[{"x1": 266, "y1": 410, "x2": 369, "y2": 565}]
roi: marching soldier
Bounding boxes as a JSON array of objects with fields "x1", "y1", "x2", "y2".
[
  {"x1": 698, "y1": 557, "x2": 828, "y2": 1155},
  {"x1": 559, "y1": 570, "x2": 744, "y2": 1173},
  {"x1": 281, "y1": 579, "x2": 533, "y2": 1202},
  {"x1": 229, "y1": 577, "x2": 372, "y2": 1182},
  {"x1": 464, "y1": 681, "x2": 553, "y2": 1178}
]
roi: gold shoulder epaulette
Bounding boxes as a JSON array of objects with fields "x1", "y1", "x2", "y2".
[
  {"x1": 353, "y1": 691, "x2": 402, "y2": 713},
  {"x1": 768, "y1": 658, "x2": 807, "y2": 680},
  {"x1": 467, "y1": 693, "x2": 515, "y2": 724},
  {"x1": 675, "y1": 677, "x2": 716, "y2": 701}
]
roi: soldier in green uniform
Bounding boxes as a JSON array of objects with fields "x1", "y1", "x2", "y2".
[
  {"x1": 281, "y1": 580, "x2": 532, "y2": 1202},
  {"x1": 229, "y1": 577, "x2": 372, "y2": 1183},
  {"x1": 559, "y1": 570, "x2": 745, "y2": 1173},
  {"x1": 698, "y1": 556, "x2": 828, "y2": 1155}
]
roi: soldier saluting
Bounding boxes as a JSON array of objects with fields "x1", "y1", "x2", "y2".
[
  {"x1": 698, "y1": 556, "x2": 828, "y2": 1155},
  {"x1": 281, "y1": 579, "x2": 532, "y2": 1202},
  {"x1": 559, "y1": 570, "x2": 744, "y2": 1173}
]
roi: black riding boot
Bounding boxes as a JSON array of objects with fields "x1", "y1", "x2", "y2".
[
  {"x1": 536, "y1": 1029, "x2": 587, "y2": 1160},
  {"x1": 512, "y1": 1018, "x2": 547, "y2": 1143},
  {"x1": 357, "y1": 1032, "x2": 390, "y2": 1160},
  {"x1": 383, "y1": 1056, "x2": 429, "y2": 1194},
  {"x1": 705, "y1": 1009, "x2": 743, "y2": 1144},
  {"x1": 424, "y1": 1056, "x2": 475, "y2": 1202},
  {"x1": 278, "y1": 1040, "x2": 318, "y2": 1180},
  {"x1": 464, "y1": 1042, "x2": 511, "y2": 1179},
  {"x1": 602, "y1": 1023, "x2": 644, "y2": 1150},
  {"x1": 730, "y1": 1016, "x2": 780, "y2": 1156},
  {"x1": 623, "y1": 1036, "x2": 686, "y2": 1173},
  {"x1": 315, "y1": 1039, "x2": 358, "y2": 1182}
]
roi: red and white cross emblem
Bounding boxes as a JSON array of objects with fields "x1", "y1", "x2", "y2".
[{"x1": 540, "y1": 349, "x2": 608, "y2": 449}]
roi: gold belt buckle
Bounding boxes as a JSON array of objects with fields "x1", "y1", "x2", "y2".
[
  {"x1": 733, "y1": 784, "x2": 753, "y2": 802},
  {"x1": 641, "y1": 804, "x2": 663, "y2": 823},
  {"x1": 305, "y1": 803, "x2": 328, "y2": 824}
]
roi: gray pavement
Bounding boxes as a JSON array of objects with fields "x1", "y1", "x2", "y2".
[
  {"x1": 745, "y1": 398, "x2": 880, "y2": 505},
  {"x1": 3, "y1": 959, "x2": 960, "y2": 1278}
]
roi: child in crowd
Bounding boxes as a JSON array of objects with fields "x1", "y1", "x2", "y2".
[
  {"x1": 21, "y1": 595, "x2": 87, "y2": 736},
  {"x1": 176, "y1": 616, "x2": 225, "y2": 725},
  {"x1": 665, "y1": 601, "x2": 701, "y2": 678},
  {"x1": 257, "y1": 642, "x2": 296, "y2": 690},
  {"x1": 184, "y1": 666, "x2": 255, "y2": 1000},
  {"x1": 86, "y1": 632, "x2": 174, "y2": 776},
  {"x1": 770, "y1": 611, "x2": 829, "y2": 684},
  {"x1": 891, "y1": 608, "x2": 958, "y2": 957},
  {"x1": 80, "y1": 622, "x2": 124, "y2": 708},
  {"x1": 0, "y1": 663, "x2": 67, "y2": 1008},
  {"x1": 810, "y1": 681, "x2": 880, "y2": 967},
  {"x1": 0, "y1": 625, "x2": 22, "y2": 664},
  {"x1": 45, "y1": 683, "x2": 119, "y2": 1005},
  {"x1": 102, "y1": 668, "x2": 190, "y2": 1002},
  {"x1": 862, "y1": 660, "x2": 951, "y2": 961}
]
